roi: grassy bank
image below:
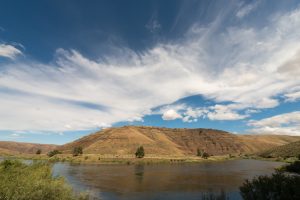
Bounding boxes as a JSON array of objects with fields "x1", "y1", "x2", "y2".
[
  {"x1": 0, "y1": 160, "x2": 88, "y2": 200},
  {"x1": 1, "y1": 153, "x2": 239, "y2": 165}
]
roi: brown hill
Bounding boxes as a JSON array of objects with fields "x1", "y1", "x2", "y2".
[
  {"x1": 59, "y1": 126, "x2": 300, "y2": 156},
  {"x1": 258, "y1": 140, "x2": 300, "y2": 158},
  {"x1": 237, "y1": 135, "x2": 300, "y2": 153},
  {"x1": 0, "y1": 141, "x2": 58, "y2": 155}
]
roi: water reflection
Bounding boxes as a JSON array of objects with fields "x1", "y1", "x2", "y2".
[
  {"x1": 52, "y1": 159, "x2": 284, "y2": 200},
  {"x1": 134, "y1": 164, "x2": 144, "y2": 183}
]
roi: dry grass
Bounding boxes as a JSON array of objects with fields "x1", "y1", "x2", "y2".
[
  {"x1": 0, "y1": 141, "x2": 57, "y2": 155},
  {"x1": 259, "y1": 141, "x2": 300, "y2": 159},
  {"x1": 58, "y1": 126, "x2": 300, "y2": 156}
]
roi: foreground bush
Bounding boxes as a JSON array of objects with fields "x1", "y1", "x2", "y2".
[
  {"x1": 0, "y1": 160, "x2": 88, "y2": 200},
  {"x1": 240, "y1": 172, "x2": 300, "y2": 200},
  {"x1": 285, "y1": 161, "x2": 300, "y2": 174}
]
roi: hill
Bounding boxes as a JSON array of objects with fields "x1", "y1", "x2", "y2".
[
  {"x1": 0, "y1": 141, "x2": 57, "y2": 155},
  {"x1": 258, "y1": 140, "x2": 300, "y2": 158},
  {"x1": 237, "y1": 135, "x2": 300, "y2": 153},
  {"x1": 59, "y1": 126, "x2": 300, "y2": 156}
]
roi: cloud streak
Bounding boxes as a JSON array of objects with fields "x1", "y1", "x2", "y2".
[
  {"x1": 1, "y1": 5, "x2": 300, "y2": 134},
  {"x1": 236, "y1": 1, "x2": 260, "y2": 18},
  {"x1": 248, "y1": 111, "x2": 300, "y2": 135}
]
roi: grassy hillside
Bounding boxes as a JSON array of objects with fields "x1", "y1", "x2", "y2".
[
  {"x1": 59, "y1": 126, "x2": 300, "y2": 156},
  {"x1": 237, "y1": 135, "x2": 300, "y2": 153},
  {"x1": 259, "y1": 140, "x2": 300, "y2": 158},
  {"x1": 0, "y1": 141, "x2": 57, "y2": 155},
  {"x1": 1, "y1": 126, "x2": 299, "y2": 157}
]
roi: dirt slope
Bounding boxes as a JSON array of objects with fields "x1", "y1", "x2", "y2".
[
  {"x1": 59, "y1": 126, "x2": 300, "y2": 156},
  {"x1": 0, "y1": 141, "x2": 58, "y2": 155}
]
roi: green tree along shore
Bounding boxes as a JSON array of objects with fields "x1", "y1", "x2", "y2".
[
  {"x1": 0, "y1": 160, "x2": 88, "y2": 200},
  {"x1": 135, "y1": 146, "x2": 145, "y2": 158}
]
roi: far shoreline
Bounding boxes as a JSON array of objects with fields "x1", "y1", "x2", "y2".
[
  {"x1": 2, "y1": 153, "x2": 293, "y2": 165},
  {"x1": 1, "y1": 154, "x2": 240, "y2": 164}
]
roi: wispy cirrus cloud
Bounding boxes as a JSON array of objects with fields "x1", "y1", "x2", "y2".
[
  {"x1": 236, "y1": 1, "x2": 260, "y2": 18},
  {"x1": 1, "y1": 4, "x2": 300, "y2": 135}
]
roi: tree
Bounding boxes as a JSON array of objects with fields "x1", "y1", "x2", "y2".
[
  {"x1": 47, "y1": 150, "x2": 62, "y2": 157},
  {"x1": 202, "y1": 152, "x2": 209, "y2": 159},
  {"x1": 197, "y1": 148, "x2": 203, "y2": 157},
  {"x1": 72, "y1": 146, "x2": 83, "y2": 157},
  {"x1": 36, "y1": 149, "x2": 42, "y2": 155},
  {"x1": 197, "y1": 149, "x2": 209, "y2": 159},
  {"x1": 135, "y1": 146, "x2": 145, "y2": 158}
]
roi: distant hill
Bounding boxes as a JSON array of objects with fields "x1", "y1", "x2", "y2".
[
  {"x1": 259, "y1": 140, "x2": 300, "y2": 158},
  {"x1": 59, "y1": 126, "x2": 300, "y2": 156},
  {"x1": 0, "y1": 141, "x2": 57, "y2": 155}
]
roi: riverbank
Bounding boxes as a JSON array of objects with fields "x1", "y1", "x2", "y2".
[
  {"x1": 244, "y1": 154, "x2": 299, "y2": 163},
  {"x1": 4, "y1": 152, "x2": 296, "y2": 165},
  {"x1": 1, "y1": 153, "x2": 242, "y2": 164}
]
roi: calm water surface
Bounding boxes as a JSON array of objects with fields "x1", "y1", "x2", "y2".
[{"x1": 52, "y1": 159, "x2": 284, "y2": 200}]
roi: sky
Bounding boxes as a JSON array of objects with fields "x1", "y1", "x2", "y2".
[{"x1": 0, "y1": 0, "x2": 300, "y2": 144}]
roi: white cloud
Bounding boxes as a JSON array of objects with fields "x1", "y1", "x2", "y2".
[
  {"x1": 236, "y1": 1, "x2": 260, "y2": 18},
  {"x1": 0, "y1": 44, "x2": 22, "y2": 59},
  {"x1": 7, "y1": 132, "x2": 25, "y2": 139},
  {"x1": 207, "y1": 104, "x2": 248, "y2": 120},
  {"x1": 248, "y1": 111, "x2": 300, "y2": 136},
  {"x1": 162, "y1": 109, "x2": 182, "y2": 120},
  {"x1": 182, "y1": 107, "x2": 207, "y2": 122},
  {"x1": 159, "y1": 103, "x2": 247, "y2": 122},
  {"x1": 11, "y1": 133, "x2": 20, "y2": 137},
  {"x1": 1, "y1": 6, "x2": 300, "y2": 131},
  {"x1": 284, "y1": 91, "x2": 300, "y2": 102}
]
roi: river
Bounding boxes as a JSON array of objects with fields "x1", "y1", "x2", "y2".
[{"x1": 51, "y1": 159, "x2": 283, "y2": 200}]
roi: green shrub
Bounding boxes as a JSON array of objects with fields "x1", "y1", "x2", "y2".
[
  {"x1": 47, "y1": 150, "x2": 62, "y2": 157},
  {"x1": 135, "y1": 146, "x2": 145, "y2": 158},
  {"x1": 36, "y1": 149, "x2": 42, "y2": 155},
  {"x1": 197, "y1": 148, "x2": 203, "y2": 157},
  {"x1": 0, "y1": 160, "x2": 88, "y2": 200},
  {"x1": 196, "y1": 148, "x2": 209, "y2": 159},
  {"x1": 285, "y1": 161, "x2": 300, "y2": 174},
  {"x1": 202, "y1": 152, "x2": 210, "y2": 159},
  {"x1": 240, "y1": 171, "x2": 300, "y2": 200},
  {"x1": 72, "y1": 147, "x2": 83, "y2": 157}
]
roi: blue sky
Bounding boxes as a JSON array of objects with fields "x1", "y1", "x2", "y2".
[{"x1": 0, "y1": 0, "x2": 300, "y2": 144}]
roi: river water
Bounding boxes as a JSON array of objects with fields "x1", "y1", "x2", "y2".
[{"x1": 51, "y1": 159, "x2": 283, "y2": 200}]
